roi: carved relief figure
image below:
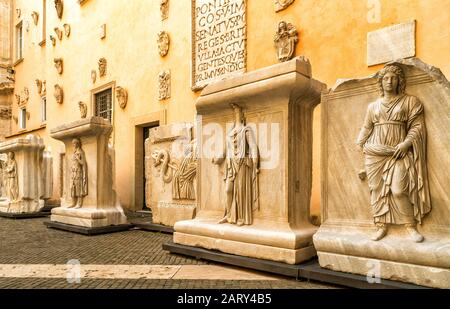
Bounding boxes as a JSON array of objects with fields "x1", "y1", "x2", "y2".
[
  {"x1": 54, "y1": 58, "x2": 63, "y2": 74},
  {"x1": 42, "y1": 81, "x2": 47, "y2": 96},
  {"x1": 357, "y1": 64, "x2": 431, "y2": 243},
  {"x1": 160, "y1": 0, "x2": 169, "y2": 20},
  {"x1": 157, "y1": 31, "x2": 170, "y2": 57},
  {"x1": 116, "y1": 86, "x2": 128, "y2": 109},
  {"x1": 50, "y1": 35, "x2": 56, "y2": 46},
  {"x1": 275, "y1": 0, "x2": 295, "y2": 12},
  {"x1": 35, "y1": 79, "x2": 42, "y2": 95},
  {"x1": 31, "y1": 11, "x2": 39, "y2": 25},
  {"x1": 68, "y1": 138, "x2": 88, "y2": 209},
  {"x1": 158, "y1": 70, "x2": 171, "y2": 100},
  {"x1": 78, "y1": 102, "x2": 87, "y2": 118},
  {"x1": 54, "y1": 27, "x2": 63, "y2": 40},
  {"x1": 15, "y1": 94, "x2": 20, "y2": 105},
  {"x1": 63, "y1": 24, "x2": 71, "y2": 37},
  {"x1": 173, "y1": 140, "x2": 197, "y2": 200},
  {"x1": 213, "y1": 104, "x2": 259, "y2": 226},
  {"x1": 91, "y1": 70, "x2": 97, "y2": 83},
  {"x1": 16, "y1": 88, "x2": 29, "y2": 106},
  {"x1": 98, "y1": 58, "x2": 107, "y2": 77},
  {"x1": 54, "y1": 84, "x2": 64, "y2": 104},
  {"x1": 152, "y1": 149, "x2": 174, "y2": 184},
  {"x1": 5, "y1": 152, "x2": 19, "y2": 202},
  {"x1": 274, "y1": 21, "x2": 298, "y2": 62},
  {"x1": 54, "y1": 0, "x2": 63, "y2": 19}
]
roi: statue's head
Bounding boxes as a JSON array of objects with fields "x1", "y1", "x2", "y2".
[
  {"x1": 278, "y1": 21, "x2": 287, "y2": 33},
  {"x1": 8, "y1": 152, "x2": 15, "y2": 160},
  {"x1": 377, "y1": 64, "x2": 406, "y2": 96},
  {"x1": 230, "y1": 103, "x2": 245, "y2": 124},
  {"x1": 72, "y1": 138, "x2": 81, "y2": 149}
]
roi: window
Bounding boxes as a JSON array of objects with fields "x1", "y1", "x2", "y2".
[
  {"x1": 94, "y1": 88, "x2": 112, "y2": 122},
  {"x1": 16, "y1": 22, "x2": 23, "y2": 60},
  {"x1": 19, "y1": 107, "x2": 26, "y2": 129},
  {"x1": 39, "y1": 0, "x2": 46, "y2": 45},
  {"x1": 41, "y1": 97, "x2": 47, "y2": 123}
]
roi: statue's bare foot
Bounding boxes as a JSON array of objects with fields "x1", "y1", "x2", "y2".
[
  {"x1": 371, "y1": 226, "x2": 387, "y2": 241},
  {"x1": 217, "y1": 217, "x2": 228, "y2": 224},
  {"x1": 406, "y1": 226, "x2": 424, "y2": 243},
  {"x1": 236, "y1": 220, "x2": 244, "y2": 226}
]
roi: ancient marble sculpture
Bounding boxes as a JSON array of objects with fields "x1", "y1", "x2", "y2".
[
  {"x1": 160, "y1": 0, "x2": 169, "y2": 20},
  {"x1": 173, "y1": 140, "x2": 197, "y2": 200},
  {"x1": 157, "y1": 31, "x2": 170, "y2": 57},
  {"x1": 213, "y1": 104, "x2": 259, "y2": 226},
  {"x1": 152, "y1": 149, "x2": 174, "y2": 183},
  {"x1": 63, "y1": 24, "x2": 71, "y2": 37},
  {"x1": 274, "y1": 21, "x2": 298, "y2": 62},
  {"x1": 54, "y1": 58, "x2": 63, "y2": 74},
  {"x1": 158, "y1": 70, "x2": 171, "y2": 100},
  {"x1": 54, "y1": 0, "x2": 63, "y2": 19},
  {"x1": 78, "y1": 102, "x2": 87, "y2": 118},
  {"x1": 31, "y1": 11, "x2": 39, "y2": 25},
  {"x1": 275, "y1": 0, "x2": 295, "y2": 12},
  {"x1": 54, "y1": 27, "x2": 63, "y2": 40},
  {"x1": 5, "y1": 152, "x2": 18, "y2": 202},
  {"x1": 116, "y1": 86, "x2": 128, "y2": 109},
  {"x1": 98, "y1": 58, "x2": 107, "y2": 77},
  {"x1": 356, "y1": 64, "x2": 431, "y2": 243},
  {"x1": 69, "y1": 138, "x2": 88, "y2": 209},
  {"x1": 54, "y1": 85, "x2": 63, "y2": 104}
]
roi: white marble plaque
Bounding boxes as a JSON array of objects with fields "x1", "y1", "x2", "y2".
[
  {"x1": 192, "y1": 0, "x2": 247, "y2": 91},
  {"x1": 367, "y1": 21, "x2": 416, "y2": 66}
]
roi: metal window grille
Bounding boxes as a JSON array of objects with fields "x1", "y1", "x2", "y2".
[{"x1": 94, "y1": 88, "x2": 112, "y2": 123}]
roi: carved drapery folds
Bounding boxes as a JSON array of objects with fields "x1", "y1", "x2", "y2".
[
  {"x1": 68, "y1": 138, "x2": 88, "y2": 209},
  {"x1": 158, "y1": 70, "x2": 171, "y2": 100},
  {"x1": 274, "y1": 21, "x2": 298, "y2": 62},
  {"x1": 4, "y1": 152, "x2": 19, "y2": 202}
]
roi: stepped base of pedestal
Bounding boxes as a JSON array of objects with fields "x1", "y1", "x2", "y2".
[
  {"x1": 0, "y1": 211, "x2": 50, "y2": 219},
  {"x1": 174, "y1": 218, "x2": 318, "y2": 264},
  {"x1": 133, "y1": 221, "x2": 174, "y2": 234},
  {"x1": 50, "y1": 206, "x2": 128, "y2": 228},
  {"x1": 313, "y1": 226, "x2": 450, "y2": 288},
  {"x1": 0, "y1": 199, "x2": 45, "y2": 214},
  {"x1": 44, "y1": 221, "x2": 133, "y2": 235}
]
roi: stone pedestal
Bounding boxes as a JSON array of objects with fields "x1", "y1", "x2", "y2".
[
  {"x1": 145, "y1": 123, "x2": 197, "y2": 227},
  {"x1": 49, "y1": 117, "x2": 127, "y2": 228},
  {"x1": 0, "y1": 135, "x2": 46, "y2": 214},
  {"x1": 174, "y1": 57, "x2": 326, "y2": 264},
  {"x1": 313, "y1": 58, "x2": 450, "y2": 288}
]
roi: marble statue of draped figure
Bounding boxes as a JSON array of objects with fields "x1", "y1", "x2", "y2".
[{"x1": 357, "y1": 64, "x2": 431, "y2": 242}]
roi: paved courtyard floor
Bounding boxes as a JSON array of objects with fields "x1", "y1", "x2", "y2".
[{"x1": 0, "y1": 217, "x2": 336, "y2": 289}]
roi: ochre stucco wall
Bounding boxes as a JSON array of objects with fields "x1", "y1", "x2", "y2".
[{"x1": 8, "y1": 0, "x2": 450, "y2": 216}]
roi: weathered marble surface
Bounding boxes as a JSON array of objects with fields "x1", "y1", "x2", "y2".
[
  {"x1": 145, "y1": 123, "x2": 196, "y2": 227},
  {"x1": 314, "y1": 58, "x2": 450, "y2": 288},
  {"x1": 49, "y1": 117, "x2": 127, "y2": 228},
  {"x1": 174, "y1": 57, "x2": 326, "y2": 264},
  {"x1": 0, "y1": 135, "x2": 48, "y2": 214}
]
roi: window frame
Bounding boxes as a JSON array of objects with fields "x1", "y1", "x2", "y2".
[
  {"x1": 19, "y1": 107, "x2": 26, "y2": 130},
  {"x1": 15, "y1": 21, "x2": 23, "y2": 61},
  {"x1": 41, "y1": 96, "x2": 47, "y2": 123}
]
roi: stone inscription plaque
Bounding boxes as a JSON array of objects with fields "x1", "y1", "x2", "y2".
[
  {"x1": 192, "y1": 0, "x2": 247, "y2": 91},
  {"x1": 367, "y1": 21, "x2": 416, "y2": 66}
]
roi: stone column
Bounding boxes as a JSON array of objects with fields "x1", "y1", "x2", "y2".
[
  {"x1": 314, "y1": 58, "x2": 450, "y2": 288},
  {"x1": 0, "y1": 135, "x2": 46, "y2": 213},
  {"x1": 49, "y1": 117, "x2": 127, "y2": 228},
  {"x1": 174, "y1": 57, "x2": 326, "y2": 264}
]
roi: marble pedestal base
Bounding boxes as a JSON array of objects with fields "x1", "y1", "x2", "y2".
[
  {"x1": 0, "y1": 199, "x2": 44, "y2": 214},
  {"x1": 175, "y1": 218, "x2": 317, "y2": 264},
  {"x1": 51, "y1": 207, "x2": 127, "y2": 228},
  {"x1": 314, "y1": 226, "x2": 450, "y2": 288}
]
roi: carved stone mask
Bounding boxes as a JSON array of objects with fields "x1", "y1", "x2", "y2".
[
  {"x1": 98, "y1": 58, "x2": 107, "y2": 77},
  {"x1": 116, "y1": 87, "x2": 128, "y2": 109},
  {"x1": 54, "y1": 85, "x2": 63, "y2": 104}
]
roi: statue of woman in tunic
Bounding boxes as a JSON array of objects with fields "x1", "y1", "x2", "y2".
[
  {"x1": 5, "y1": 152, "x2": 19, "y2": 202},
  {"x1": 69, "y1": 138, "x2": 88, "y2": 209},
  {"x1": 357, "y1": 64, "x2": 431, "y2": 242},
  {"x1": 213, "y1": 103, "x2": 259, "y2": 226}
]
